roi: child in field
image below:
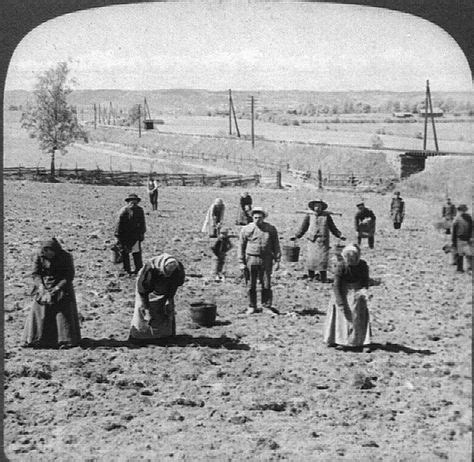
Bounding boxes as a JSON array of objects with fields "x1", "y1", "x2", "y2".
[{"x1": 211, "y1": 228, "x2": 233, "y2": 281}]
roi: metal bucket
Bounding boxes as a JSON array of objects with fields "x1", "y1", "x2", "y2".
[
  {"x1": 111, "y1": 244, "x2": 122, "y2": 264},
  {"x1": 283, "y1": 243, "x2": 300, "y2": 262},
  {"x1": 189, "y1": 302, "x2": 217, "y2": 327}
]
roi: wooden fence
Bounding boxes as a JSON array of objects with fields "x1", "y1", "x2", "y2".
[{"x1": 3, "y1": 166, "x2": 261, "y2": 187}]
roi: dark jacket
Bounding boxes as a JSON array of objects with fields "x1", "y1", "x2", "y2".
[
  {"x1": 115, "y1": 204, "x2": 146, "y2": 248},
  {"x1": 452, "y1": 213, "x2": 472, "y2": 245},
  {"x1": 355, "y1": 208, "x2": 376, "y2": 231},
  {"x1": 333, "y1": 259, "x2": 369, "y2": 306},
  {"x1": 211, "y1": 236, "x2": 233, "y2": 258},
  {"x1": 442, "y1": 204, "x2": 457, "y2": 220},
  {"x1": 137, "y1": 261, "x2": 185, "y2": 300}
]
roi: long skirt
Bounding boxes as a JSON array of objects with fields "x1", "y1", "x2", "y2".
[
  {"x1": 22, "y1": 291, "x2": 81, "y2": 348},
  {"x1": 305, "y1": 238, "x2": 329, "y2": 271},
  {"x1": 323, "y1": 283, "x2": 371, "y2": 347},
  {"x1": 129, "y1": 293, "x2": 176, "y2": 341}
]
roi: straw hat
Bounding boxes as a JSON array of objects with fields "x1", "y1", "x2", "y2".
[
  {"x1": 308, "y1": 199, "x2": 328, "y2": 211},
  {"x1": 250, "y1": 206, "x2": 267, "y2": 217}
]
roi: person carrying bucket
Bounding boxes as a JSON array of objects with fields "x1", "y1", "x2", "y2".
[{"x1": 292, "y1": 199, "x2": 345, "y2": 283}]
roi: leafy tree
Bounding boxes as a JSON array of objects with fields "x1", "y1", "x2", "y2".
[{"x1": 21, "y1": 62, "x2": 87, "y2": 178}]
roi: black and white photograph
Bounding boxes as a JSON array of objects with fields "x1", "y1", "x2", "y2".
[{"x1": 2, "y1": 0, "x2": 472, "y2": 459}]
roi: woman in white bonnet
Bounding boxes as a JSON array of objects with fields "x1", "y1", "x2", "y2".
[
  {"x1": 129, "y1": 253, "x2": 185, "y2": 343},
  {"x1": 323, "y1": 243, "x2": 371, "y2": 351},
  {"x1": 202, "y1": 198, "x2": 225, "y2": 237}
]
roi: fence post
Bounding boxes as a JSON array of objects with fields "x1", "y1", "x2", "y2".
[
  {"x1": 276, "y1": 170, "x2": 282, "y2": 189},
  {"x1": 318, "y1": 168, "x2": 323, "y2": 189}
]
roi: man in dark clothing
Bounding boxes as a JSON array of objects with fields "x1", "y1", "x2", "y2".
[
  {"x1": 390, "y1": 191, "x2": 405, "y2": 230},
  {"x1": 442, "y1": 198, "x2": 457, "y2": 235},
  {"x1": 115, "y1": 193, "x2": 146, "y2": 275},
  {"x1": 211, "y1": 228, "x2": 233, "y2": 281},
  {"x1": 452, "y1": 204, "x2": 472, "y2": 273},
  {"x1": 355, "y1": 202, "x2": 376, "y2": 249}
]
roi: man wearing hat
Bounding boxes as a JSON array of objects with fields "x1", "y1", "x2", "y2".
[
  {"x1": 239, "y1": 207, "x2": 281, "y2": 314},
  {"x1": 115, "y1": 193, "x2": 146, "y2": 275},
  {"x1": 355, "y1": 201, "x2": 376, "y2": 249},
  {"x1": 293, "y1": 199, "x2": 345, "y2": 282},
  {"x1": 452, "y1": 204, "x2": 472, "y2": 273},
  {"x1": 390, "y1": 191, "x2": 405, "y2": 230}
]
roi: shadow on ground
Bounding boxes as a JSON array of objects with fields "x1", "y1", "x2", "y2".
[
  {"x1": 80, "y1": 335, "x2": 249, "y2": 350},
  {"x1": 369, "y1": 342, "x2": 434, "y2": 355}
]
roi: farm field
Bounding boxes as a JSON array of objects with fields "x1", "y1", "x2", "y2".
[
  {"x1": 3, "y1": 180, "x2": 472, "y2": 460},
  {"x1": 149, "y1": 115, "x2": 474, "y2": 153}
]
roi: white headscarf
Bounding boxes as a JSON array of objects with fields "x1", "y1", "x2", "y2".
[
  {"x1": 149, "y1": 253, "x2": 179, "y2": 276},
  {"x1": 341, "y1": 244, "x2": 361, "y2": 266}
]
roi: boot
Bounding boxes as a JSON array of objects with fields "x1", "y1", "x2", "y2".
[
  {"x1": 308, "y1": 270, "x2": 315, "y2": 281},
  {"x1": 132, "y1": 252, "x2": 143, "y2": 273},
  {"x1": 456, "y1": 255, "x2": 464, "y2": 272},
  {"x1": 122, "y1": 251, "x2": 131, "y2": 274}
]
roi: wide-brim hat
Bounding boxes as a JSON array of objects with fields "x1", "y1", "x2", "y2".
[
  {"x1": 356, "y1": 201, "x2": 365, "y2": 207},
  {"x1": 308, "y1": 199, "x2": 328, "y2": 211},
  {"x1": 457, "y1": 204, "x2": 468, "y2": 212},
  {"x1": 125, "y1": 193, "x2": 141, "y2": 202},
  {"x1": 250, "y1": 206, "x2": 267, "y2": 217}
]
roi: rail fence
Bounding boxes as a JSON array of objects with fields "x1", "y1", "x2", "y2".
[{"x1": 3, "y1": 166, "x2": 261, "y2": 187}]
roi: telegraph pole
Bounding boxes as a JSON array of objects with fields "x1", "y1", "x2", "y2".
[
  {"x1": 93, "y1": 103, "x2": 97, "y2": 129},
  {"x1": 138, "y1": 104, "x2": 142, "y2": 138},
  {"x1": 426, "y1": 81, "x2": 439, "y2": 151},
  {"x1": 228, "y1": 89, "x2": 232, "y2": 135},
  {"x1": 250, "y1": 96, "x2": 255, "y2": 148}
]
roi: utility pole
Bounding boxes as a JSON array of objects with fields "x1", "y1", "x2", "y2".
[
  {"x1": 93, "y1": 103, "x2": 97, "y2": 129},
  {"x1": 231, "y1": 94, "x2": 240, "y2": 137},
  {"x1": 138, "y1": 104, "x2": 142, "y2": 138},
  {"x1": 250, "y1": 96, "x2": 255, "y2": 148},
  {"x1": 228, "y1": 89, "x2": 232, "y2": 135},
  {"x1": 423, "y1": 80, "x2": 439, "y2": 151}
]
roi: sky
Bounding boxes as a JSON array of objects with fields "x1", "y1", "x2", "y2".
[{"x1": 4, "y1": 2, "x2": 472, "y2": 92}]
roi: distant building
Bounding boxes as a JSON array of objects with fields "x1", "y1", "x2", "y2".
[
  {"x1": 418, "y1": 108, "x2": 444, "y2": 117},
  {"x1": 393, "y1": 112, "x2": 413, "y2": 118}
]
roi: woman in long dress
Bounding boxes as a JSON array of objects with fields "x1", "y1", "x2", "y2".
[
  {"x1": 323, "y1": 244, "x2": 371, "y2": 351},
  {"x1": 22, "y1": 238, "x2": 81, "y2": 349},
  {"x1": 202, "y1": 198, "x2": 225, "y2": 237},
  {"x1": 129, "y1": 253, "x2": 185, "y2": 343},
  {"x1": 294, "y1": 199, "x2": 345, "y2": 283}
]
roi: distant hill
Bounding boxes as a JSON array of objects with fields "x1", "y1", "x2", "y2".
[{"x1": 5, "y1": 89, "x2": 473, "y2": 116}]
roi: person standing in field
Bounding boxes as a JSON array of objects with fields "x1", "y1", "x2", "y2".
[
  {"x1": 355, "y1": 201, "x2": 376, "y2": 249},
  {"x1": 323, "y1": 244, "x2": 371, "y2": 352},
  {"x1": 390, "y1": 191, "x2": 405, "y2": 230},
  {"x1": 147, "y1": 176, "x2": 159, "y2": 211},
  {"x1": 293, "y1": 199, "x2": 345, "y2": 283},
  {"x1": 22, "y1": 238, "x2": 81, "y2": 349},
  {"x1": 202, "y1": 198, "x2": 225, "y2": 238},
  {"x1": 129, "y1": 253, "x2": 185, "y2": 343},
  {"x1": 239, "y1": 207, "x2": 281, "y2": 314},
  {"x1": 442, "y1": 198, "x2": 457, "y2": 235},
  {"x1": 236, "y1": 192, "x2": 253, "y2": 225},
  {"x1": 115, "y1": 193, "x2": 146, "y2": 275},
  {"x1": 211, "y1": 227, "x2": 233, "y2": 281},
  {"x1": 452, "y1": 204, "x2": 472, "y2": 273}
]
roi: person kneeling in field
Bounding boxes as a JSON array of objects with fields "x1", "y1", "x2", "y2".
[
  {"x1": 22, "y1": 238, "x2": 81, "y2": 349},
  {"x1": 129, "y1": 254, "x2": 185, "y2": 344},
  {"x1": 323, "y1": 244, "x2": 371, "y2": 352}
]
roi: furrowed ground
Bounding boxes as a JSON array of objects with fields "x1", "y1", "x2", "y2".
[{"x1": 3, "y1": 179, "x2": 472, "y2": 461}]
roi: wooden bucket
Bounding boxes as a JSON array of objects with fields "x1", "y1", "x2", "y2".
[
  {"x1": 283, "y1": 243, "x2": 300, "y2": 262},
  {"x1": 111, "y1": 245, "x2": 122, "y2": 264},
  {"x1": 189, "y1": 302, "x2": 217, "y2": 327}
]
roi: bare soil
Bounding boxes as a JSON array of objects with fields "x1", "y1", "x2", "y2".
[{"x1": 3, "y1": 180, "x2": 472, "y2": 460}]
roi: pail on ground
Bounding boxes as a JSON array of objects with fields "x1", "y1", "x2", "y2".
[
  {"x1": 283, "y1": 243, "x2": 300, "y2": 262},
  {"x1": 189, "y1": 302, "x2": 217, "y2": 327}
]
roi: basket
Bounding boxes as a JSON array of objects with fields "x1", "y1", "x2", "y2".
[
  {"x1": 189, "y1": 302, "x2": 217, "y2": 327},
  {"x1": 111, "y1": 244, "x2": 122, "y2": 264},
  {"x1": 282, "y1": 242, "x2": 300, "y2": 262}
]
